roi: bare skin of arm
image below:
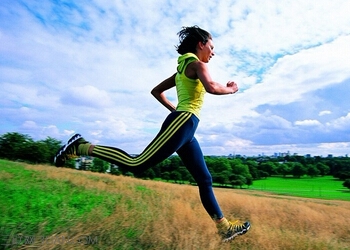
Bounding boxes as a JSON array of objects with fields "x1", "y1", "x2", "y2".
[
  {"x1": 186, "y1": 61, "x2": 239, "y2": 95},
  {"x1": 151, "y1": 73, "x2": 177, "y2": 112}
]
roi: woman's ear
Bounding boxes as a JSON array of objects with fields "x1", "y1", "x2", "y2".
[{"x1": 197, "y1": 41, "x2": 205, "y2": 50}]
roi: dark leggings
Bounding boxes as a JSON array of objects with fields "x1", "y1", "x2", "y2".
[{"x1": 92, "y1": 111, "x2": 223, "y2": 219}]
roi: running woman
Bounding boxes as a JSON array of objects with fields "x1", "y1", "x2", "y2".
[{"x1": 54, "y1": 26, "x2": 250, "y2": 242}]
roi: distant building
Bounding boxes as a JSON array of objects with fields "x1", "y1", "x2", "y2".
[{"x1": 75, "y1": 156, "x2": 93, "y2": 170}]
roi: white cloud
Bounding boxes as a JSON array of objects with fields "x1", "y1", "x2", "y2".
[
  {"x1": 318, "y1": 142, "x2": 350, "y2": 150},
  {"x1": 21, "y1": 121, "x2": 38, "y2": 130},
  {"x1": 319, "y1": 110, "x2": 332, "y2": 116},
  {"x1": 61, "y1": 85, "x2": 114, "y2": 108},
  {"x1": 220, "y1": 0, "x2": 350, "y2": 54},
  {"x1": 211, "y1": 35, "x2": 350, "y2": 123},
  {"x1": 327, "y1": 113, "x2": 350, "y2": 131},
  {"x1": 1, "y1": 0, "x2": 350, "y2": 156},
  {"x1": 295, "y1": 120, "x2": 322, "y2": 127}
]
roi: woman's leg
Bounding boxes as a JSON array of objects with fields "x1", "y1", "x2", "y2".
[
  {"x1": 176, "y1": 137, "x2": 223, "y2": 220},
  {"x1": 91, "y1": 111, "x2": 198, "y2": 175},
  {"x1": 177, "y1": 137, "x2": 252, "y2": 242}
]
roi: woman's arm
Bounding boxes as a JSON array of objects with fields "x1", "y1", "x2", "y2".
[
  {"x1": 151, "y1": 73, "x2": 177, "y2": 112},
  {"x1": 191, "y1": 61, "x2": 239, "y2": 95}
]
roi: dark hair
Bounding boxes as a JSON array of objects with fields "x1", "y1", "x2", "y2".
[{"x1": 176, "y1": 26, "x2": 212, "y2": 55}]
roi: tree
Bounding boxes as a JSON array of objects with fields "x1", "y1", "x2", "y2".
[
  {"x1": 125, "y1": 172, "x2": 134, "y2": 177},
  {"x1": 307, "y1": 164, "x2": 320, "y2": 177},
  {"x1": 0, "y1": 133, "x2": 61, "y2": 164},
  {"x1": 170, "y1": 171, "x2": 181, "y2": 183},
  {"x1": 245, "y1": 175, "x2": 253, "y2": 187},
  {"x1": 23, "y1": 141, "x2": 49, "y2": 164},
  {"x1": 110, "y1": 165, "x2": 122, "y2": 175},
  {"x1": 343, "y1": 179, "x2": 350, "y2": 190},
  {"x1": 169, "y1": 156, "x2": 183, "y2": 170},
  {"x1": 291, "y1": 162, "x2": 308, "y2": 178},
  {"x1": 213, "y1": 172, "x2": 230, "y2": 186},
  {"x1": 206, "y1": 157, "x2": 231, "y2": 174},
  {"x1": 188, "y1": 176, "x2": 196, "y2": 185},
  {"x1": 161, "y1": 171, "x2": 170, "y2": 182},
  {"x1": 230, "y1": 161, "x2": 250, "y2": 176},
  {"x1": 230, "y1": 174, "x2": 247, "y2": 188},
  {"x1": 0, "y1": 132, "x2": 32, "y2": 161},
  {"x1": 277, "y1": 163, "x2": 292, "y2": 177},
  {"x1": 328, "y1": 158, "x2": 350, "y2": 176},
  {"x1": 246, "y1": 160, "x2": 259, "y2": 179},
  {"x1": 336, "y1": 171, "x2": 350, "y2": 181},
  {"x1": 143, "y1": 168, "x2": 156, "y2": 179},
  {"x1": 178, "y1": 166, "x2": 191, "y2": 183},
  {"x1": 40, "y1": 137, "x2": 62, "y2": 162},
  {"x1": 259, "y1": 162, "x2": 277, "y2": 176},
  {"x1": 91, "y1": 158, "x2": 109, "y2": 173},
  {"x1": 258, "y1": 170, "x2": 269, "y2": 179},
  {"x1": 316, "y1": 162, "x2": 330, "y2": 176},
  {"x1": 65, "y1": 158, "x2": 77, "y2": 169}
]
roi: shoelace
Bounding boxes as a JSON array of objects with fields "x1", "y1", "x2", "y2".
[
  {"x1": 65, "y1": 153, "x2": 78, "y2": 159},
  {"x1": 228, "y1": 220, "x2": 249, "y2": 234},
  {"x1": 228, "y1": 220, "x2": 240, "y2": 231},
  {"x1": 58, "y1": 146, "x2": 78, "y2": 161},
  {"x1": 219, "y1": 220, "x2": 239, "y2": 236},
  {"x1": 65, "y1": 145, "x2": 79, "y2": 159}
]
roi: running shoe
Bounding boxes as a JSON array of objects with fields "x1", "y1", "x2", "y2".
[
  {"x1": 219, "y1": 220, "x2": 250, "y2": 242},
  {"x1": 54, "y1": 134, "x2": 89, "y2": 167}
]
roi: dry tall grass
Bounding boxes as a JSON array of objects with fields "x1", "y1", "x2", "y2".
[{"x1": 24, "y1": 164, "x2": 350, "y2": 250}]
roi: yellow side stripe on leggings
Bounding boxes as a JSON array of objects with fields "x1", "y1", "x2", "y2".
[
  {"x1": 93, "y1": 112, "x2": 192, "y2": 166},
  {"x1": 94, "y1": 111, "x2": 191, "y2": 165},
  {"x1": 93, "y1": 112, "x2": 191, "y2": 165}
]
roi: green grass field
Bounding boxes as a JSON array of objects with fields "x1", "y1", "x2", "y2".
[
  {"x1": 0, "y1": 160, "x2": 120, "y2": 239},
  {"x1": 250, "y1": 176, "x2": 350, "y2": 201},
  {"x1": 1, "y1": 159, "x2": 350, "y2": 249}
]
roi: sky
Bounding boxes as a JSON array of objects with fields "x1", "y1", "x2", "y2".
[{"x1": 1, "y1": 0, "x2": 350, "y2": 157}]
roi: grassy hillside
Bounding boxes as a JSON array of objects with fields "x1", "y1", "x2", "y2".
[{"x1": 1, "y1": 159, "x2": 349, "y2": 250}]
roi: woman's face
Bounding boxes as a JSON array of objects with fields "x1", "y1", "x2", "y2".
[{"x1": 201, "y1": 39, "x2": 215, "y2": 63}]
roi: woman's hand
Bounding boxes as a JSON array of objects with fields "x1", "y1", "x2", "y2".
[{"x1": 226, "y1": 81, "x2": 239, "y2": 94}]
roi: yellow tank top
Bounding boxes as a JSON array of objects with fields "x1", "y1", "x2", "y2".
[{"x1": 175, "y1": 53, "x2": 206, "y2": 118}]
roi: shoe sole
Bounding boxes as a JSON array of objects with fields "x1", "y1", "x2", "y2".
[
  {"x1": 222, "y1": 224, "x2": 251, "y2": 242},
  {"x1": 54, "y1": 134, "x2": 82, "y2": 166},
  {"x1": 54, "y1": 145, "x2": 66, "y2": 167}
]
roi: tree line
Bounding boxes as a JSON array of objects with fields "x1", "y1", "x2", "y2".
[{"x1": 1, "y1": 132, "x2": 350, "y2": 189}]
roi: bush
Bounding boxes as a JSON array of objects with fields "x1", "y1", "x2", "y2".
[{"x1": 343, "y1": 179, "x2": 350, "y2": 190}]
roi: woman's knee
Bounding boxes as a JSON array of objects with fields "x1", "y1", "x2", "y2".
[{"x1": 196, "y1": 174, "x2": 213, "y2": 188}]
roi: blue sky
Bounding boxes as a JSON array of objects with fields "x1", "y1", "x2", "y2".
[{"x1": 1, "y1": 0, "x2": 350, "y2": 156}]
